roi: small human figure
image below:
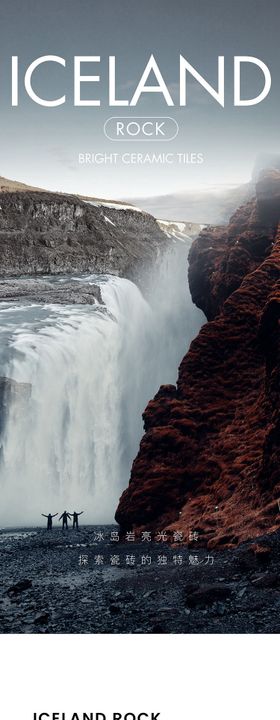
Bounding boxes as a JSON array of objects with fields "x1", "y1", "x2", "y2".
[
  {"x1": 59, "y1": 510, "x2": 71, "y2": 530},
  {"x1": 70, "y1": 511, "x2": 84, "y2": 530},
  {"x1": 41, "y1": 513, "x2": 58, "y2": 530}
]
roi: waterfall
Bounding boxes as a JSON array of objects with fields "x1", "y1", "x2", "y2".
[{"x1": 0, "y1": 246, "x2": 204, "y2": 527}]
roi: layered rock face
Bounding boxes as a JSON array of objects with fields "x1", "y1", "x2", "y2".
[
  {"x1": 0, "y1": 191, "x2": 166, "y2": 285},
  {"x1": 116, "y1": 171, "x2": 280, "y2": 548}
]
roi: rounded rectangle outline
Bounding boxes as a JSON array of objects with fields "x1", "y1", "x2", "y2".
[{"x1": 104, "y1": 116, "x2": 179, "y2": 142}]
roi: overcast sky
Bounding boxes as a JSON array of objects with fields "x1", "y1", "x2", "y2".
[{"x1": 0, "y1": 0, "x2": 279, "y2": 199}]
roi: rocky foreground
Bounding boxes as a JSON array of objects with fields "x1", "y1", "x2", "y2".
[
  {"x1": 1, "y1": 526, "x2": 280, "y2": 633},
  {"x1": 116, "y1": 170, "x2": 280, "y2": 548}
]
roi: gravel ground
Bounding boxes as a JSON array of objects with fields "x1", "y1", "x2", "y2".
[{"x1": 0, "y1": 525, "x2": 280, "y2": 634}]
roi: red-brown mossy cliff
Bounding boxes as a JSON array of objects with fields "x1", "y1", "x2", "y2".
[{"x1": 115, "y1": 170, "x2": 280, "y2": 548}]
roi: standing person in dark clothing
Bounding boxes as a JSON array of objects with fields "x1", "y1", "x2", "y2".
[
  {"x1": 41, "y1": 513, "x2": 58, "y2": 530},
  {"x1": 59, "y1": 510, "x2": 71, "y2": 530},
  {"x1": 70, "y1": 511, "x2": 84, "y2": 530}
]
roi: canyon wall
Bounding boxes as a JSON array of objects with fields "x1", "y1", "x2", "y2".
[
  {"x1": 116, "y1": 171, "x2": 280, "y2": 548},
  {"x1": 0, "y1": 191, "x2": 166, "y2": 285}
]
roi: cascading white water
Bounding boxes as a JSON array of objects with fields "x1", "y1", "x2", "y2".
[{"x1": 0, "y1": 245, "x2": 204, "y2": 527}]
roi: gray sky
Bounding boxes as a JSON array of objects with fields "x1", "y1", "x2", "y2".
[{"x1": 0, "y1": 0, "x2": 279, "y2": 199}]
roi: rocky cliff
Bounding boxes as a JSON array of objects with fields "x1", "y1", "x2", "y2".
[
  {"x1": 116, "y1": 171, "x2": 280, "y2": 548},
  {"x1": 0, "y1": 191, "x2": 166, "y2": 286}
]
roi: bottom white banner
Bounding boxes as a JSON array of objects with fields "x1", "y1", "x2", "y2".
[{"x1": 0, "y1": 634, "x2": 277, "y2": 720}]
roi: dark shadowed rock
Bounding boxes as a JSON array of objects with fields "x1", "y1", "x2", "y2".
[
  {"x1": 7, "y1": 579, "x2": 32, "y2": 595},
  {"x1": 33, "y1": 612, "x2": 49, "y2": 625},
  {"x1": 109, "y1": 603, "x2": 122, "y2": 614},
  {"x1": 238, "y1": 545, "x2": 272, "y2": 571},
  {"x1": 185, "y1": 583, "x2": 232, "y2": 608},
  {"x1": 250, "y1": 572, "x2": 280, "y2": 589}
]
